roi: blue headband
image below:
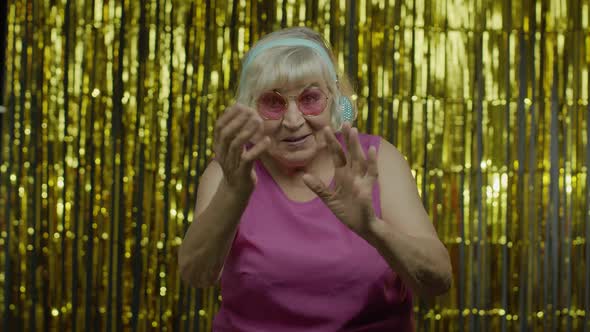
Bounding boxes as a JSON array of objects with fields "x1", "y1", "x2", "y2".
[{"x1": 240, "y1": 38, "x2": 338, "y2": 82}]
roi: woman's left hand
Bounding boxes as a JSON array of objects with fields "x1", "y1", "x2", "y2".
[{"x1": 302, "y1": 124, "x2": 379, "y2": 239}]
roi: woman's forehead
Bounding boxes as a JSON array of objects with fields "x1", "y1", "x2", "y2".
[
  {"x1": 272, "y1": 79, "x2": 325, "y2": 93},
  {"x1": 257, "y1": 74, "x2": 328, "y2": 93}
]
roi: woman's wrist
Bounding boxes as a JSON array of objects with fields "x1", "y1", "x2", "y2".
[
  {"x1": 362, "y1": 217, "x2": 389, "y2": 248},
  {"x1": 219, "y1": 178, "x2": 254, "y2": 206}
]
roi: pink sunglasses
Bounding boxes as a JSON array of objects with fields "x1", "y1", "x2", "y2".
[{"x1": 256, "y1": 87, "x2": 329, "y2": 120}]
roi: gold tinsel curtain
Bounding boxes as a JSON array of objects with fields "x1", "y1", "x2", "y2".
[{"x1": 1, "y1": 0, "x2": 588, "y2": 331}]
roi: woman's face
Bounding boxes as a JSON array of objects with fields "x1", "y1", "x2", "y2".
[{"x1": 254, "y1": 77, "x2": 334, "y2": 169}]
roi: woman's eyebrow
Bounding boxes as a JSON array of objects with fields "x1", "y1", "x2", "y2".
[
  {"x1": 273, "y1": 82, "x2": 322, "y2": 93},
  {"x1": 296, "y1": 82, "x2": 321, "y2": 92}
]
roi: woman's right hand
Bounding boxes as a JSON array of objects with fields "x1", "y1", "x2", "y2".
[{"x1": 213, "y1": 103, "x2": 271, "y2": 196}]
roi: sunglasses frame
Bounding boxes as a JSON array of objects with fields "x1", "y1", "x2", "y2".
[{"x1": 255, "y1": 87, "x2": 330, "y2": 120}]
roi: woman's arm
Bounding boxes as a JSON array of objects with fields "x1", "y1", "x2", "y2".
[
  {"x1": 367, "y1": 138, "x2": 453, "y2": 298},
  {"x1": 178, "y1": 161, "x2": 251, "y2": 288},
  {"x1": 179, "y1": 104, "x2": 269, "y2": 288}
]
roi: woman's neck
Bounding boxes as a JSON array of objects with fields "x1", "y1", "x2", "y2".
[{"x1": 260, "y1": 149, "x2": 334, "y2": 183}]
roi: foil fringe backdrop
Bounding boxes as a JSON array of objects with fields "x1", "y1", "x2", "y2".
[{"x1": 0, "y1": 0, "x2": 589, "y2": 331}]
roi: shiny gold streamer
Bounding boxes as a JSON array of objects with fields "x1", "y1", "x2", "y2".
[{"x1": 1, "y1": 0, "x2": 589, "y2": 331}]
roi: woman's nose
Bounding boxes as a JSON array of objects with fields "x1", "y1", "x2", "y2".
[{"x1": 281, "y1": 99, "x2": 304, "y2": 129}]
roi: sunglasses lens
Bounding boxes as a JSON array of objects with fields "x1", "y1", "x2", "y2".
[
  {"x1": 256, "y1": 88, "x2": 328, "y2": 119},
  {"x1": 297, "y1": 88, "x2": 327, "y2": 116},
  {"x1": 257, "y1": 92, "x2": 286, "y2": 120}
]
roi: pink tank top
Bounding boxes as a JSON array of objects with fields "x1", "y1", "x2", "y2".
[{"x1": 212, "y1": 133, "x2": 414, "y2": 331}]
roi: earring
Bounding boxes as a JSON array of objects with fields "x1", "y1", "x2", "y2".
[{"x1": 339, "y1": 96, "x2": 354, "y2": 123}]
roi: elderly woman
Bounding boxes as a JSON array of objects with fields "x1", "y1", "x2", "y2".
[{"x1": 179, "y1": 26, "x2": 452, "y2": 331}]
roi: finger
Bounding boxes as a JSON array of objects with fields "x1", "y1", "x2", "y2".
[
  {"x1": 302, "y1": 173, "x2": 334, "y2": 202},
  {"x1": 214, "y1": 104, "x2": 244, "y2": 140},
  {"x1": 214, "y1": 104, "x2": 257, "y2": 144},
  {"x1": 315, "y1": 130, "x2": 327, "y2": 150},
  {"x1": 242, "y1": 136, "x2": 271, "y2": 163},
  {"x1": 218, "y1": 111, "x2": 252, "y2": 160},
  {"x1": 366, "y1": 146, "x2": 378, "y2": 180},
  {"x1": 342, "y1": 123, "x2": 353, "y2": 166},
  {"x1": 249, "y1": 114, "x2": 266, "y2": 144},
  {"x1": 226, "y1": 117, "x2": 263, "y2": 168},
  {"x1": 332, "y1": 166, "x2": 351, "y2": 193},
  {"x1": 250, "y1": 168, "x2": 258, "y2": 186},
  {"x1": 316, "y1": 123, "x2": 340, "y2": 151},
  {"x1": 323, "y1": 127, "x2": 347, "y2": 168},
  {"x1": 341, "y1": 122, "x2": 352, "y2": 138},
  {"x1": 214, "y1": 108, "x2": 235, "y2": 157},
  {"x1": 229, "y1": 116, "x2": 263, "y2": 151},
  {"x1": 219, "y1": 112, "x2": 250, "y2": 163},
  {"x1": 349, "y1": 128, "x2": 367, "y2": 174}
]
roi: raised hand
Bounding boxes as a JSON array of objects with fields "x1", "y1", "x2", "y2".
[
  {"x1": 213, "y1": 104, "x2": 271, "y2": 196},
  {"x1": 302, "y1": 124, "x2": 379, "y2": 238}
]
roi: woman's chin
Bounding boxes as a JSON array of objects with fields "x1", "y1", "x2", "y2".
[
  {"x1": 263, "y1": 136, "x2": 327, "y2": 172},
  {"x1": 271, "y1": 150, "x2": 316, "y2": 171},
  {"x1": 278, "y1": 156, "x2": 311, "y2": 169}
]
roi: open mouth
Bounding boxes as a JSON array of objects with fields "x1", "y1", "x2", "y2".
[{"x1": 282, "y1": 134, "x2": 311, "y2": 143}]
